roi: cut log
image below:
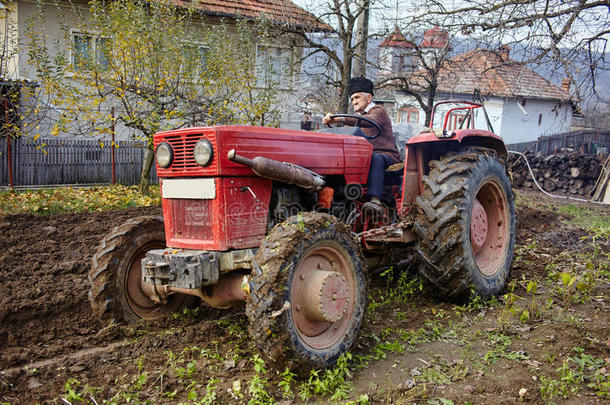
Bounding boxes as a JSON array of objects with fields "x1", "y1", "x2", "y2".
[{"x1": 570, "y1": 167, "x2": 580, "y2": 178}]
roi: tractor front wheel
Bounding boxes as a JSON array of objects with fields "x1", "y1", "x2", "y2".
[
  {"x1": 89, "y1": 216, "x2": 193, "y2": 323},
  {"x1": 246, "y1": 212, "x2": 366, "y2": 371},
  {"x1": 413, "y1": 147, "x2": 515, "y2": 299}
]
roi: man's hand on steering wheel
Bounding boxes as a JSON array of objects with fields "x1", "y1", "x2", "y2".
[
  {"x1": 322, "y1": 113, "x2": 337, "y2": 127},
  {"x1": 323, "y1": 113, "x2": 382, "y2": 140}
]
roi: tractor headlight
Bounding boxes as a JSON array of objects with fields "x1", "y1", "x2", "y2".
[
  {"x1": 156, "y1": 142, "x2": 173, "y2": 168},
  {"x1": 194, "y1": 139, "x2": 214, "y2": 167}
]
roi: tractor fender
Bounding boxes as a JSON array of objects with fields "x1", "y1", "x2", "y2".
[{"x1": 407, "y1": 128, "x2": 508, "y2": 157}]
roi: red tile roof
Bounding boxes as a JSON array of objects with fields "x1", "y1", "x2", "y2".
[
  {"x1": 380, "y1": 27, "x2": 413, "y2": 48},
  {"x1": 423, "y1": 48, "x2": 571, "y2": 101},
  {"x1": 421, "y1": 26, "x2": 450, "y2": 49},
  {"x1": 169, "y1": 0, "x2": 329, "y2": 31}
]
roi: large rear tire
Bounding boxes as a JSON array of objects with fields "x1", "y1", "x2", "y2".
[
  {"x1": 246, "y1": 212, "x2": 366, "y2": 371},
  {"x1": 89, "y1": 216, "x2": 193, "y2": 323},
  {"x1": 413, "y1": 147, "x2": 515, "y2": 299}
]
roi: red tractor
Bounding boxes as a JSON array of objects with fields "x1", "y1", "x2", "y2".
[{"x1": 89, "y1": 101, "x2": 515, "y2": 370}]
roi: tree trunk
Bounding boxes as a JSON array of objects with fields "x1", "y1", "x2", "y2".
[
  {"x1": 339, "y1": 63, "x2": 352, "y2": 114},
  {"x1": 139, "y1": 147, "x2": 154, "y2": 194},
  {"x1": 352, "y1": 0, "x2": 369, "y2": 78}
]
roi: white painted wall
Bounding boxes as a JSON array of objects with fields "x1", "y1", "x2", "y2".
[
  {"x1": 392, "y1": 93, "x2": 572, "y2": 145},
  {"x1": 1, "y1": 1, "x2": 21, "y2": 80},
  {"x1": 15, "y1": 0, "x2": 302, "y2": 139},
  {"x1": 499, "y1": 98, "x2": 572, "y2": 144}
]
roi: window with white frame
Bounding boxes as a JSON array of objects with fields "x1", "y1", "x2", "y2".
[
  {"x1": 397, "y1": 107, "x2": 419, "y2": 124},
  {"x1": 256, "y1": 45, "x2": 292, "y2": 89},
  {"x1": 72, "y1": 32, "x2": 110, "y2": 70}
]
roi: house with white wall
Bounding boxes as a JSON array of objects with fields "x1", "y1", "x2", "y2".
[
  {"x1": 376, "y1": 27, "x2": 573, "y2": 145},
  {"x1": 393, "y1": 47, "x2": 573, "y2": 144},
  {"x1": 1, "y1": 0, "x2": 326, "y2": 139}
]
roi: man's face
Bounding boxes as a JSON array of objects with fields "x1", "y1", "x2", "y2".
[{"x1": 350, "y1": 92, "x2": 372, "y2": 113}]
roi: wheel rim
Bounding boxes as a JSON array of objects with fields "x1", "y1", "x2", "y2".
[
  {"x1": 470, "y1": 179, "x2": 510, "y2": 276},
  {"x1": 124, "y1": 241, "x2": 182, "y2": 319},
  {"x1": 290, "y1": 242, "x2": 356, "y2": 350}
]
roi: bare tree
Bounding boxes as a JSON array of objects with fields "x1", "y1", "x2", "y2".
[
  {"x1": 424, "y1": 0, "x2": 609, "y2": 102},
  {"x1": 278, "y1": 0, "x2": 381, "y2": 113},
  {"x1": 375, "y1": 25, "x2": 455, "y2": 125}
]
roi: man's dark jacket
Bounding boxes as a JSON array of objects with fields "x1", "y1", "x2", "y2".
[{"x1": 344, "y1": 105, "x2": 400, "y2": 163}]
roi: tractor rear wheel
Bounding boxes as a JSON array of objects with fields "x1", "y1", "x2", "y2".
[
  {"x1": 246, "y1": 212, "x2": 366, "y2": 372},
  {"x1": 89, "y1": 216, "x2": 193, "y2": 323},
  {"x1": 413, "y1": 147, "x2": 515, "y2": 299}
]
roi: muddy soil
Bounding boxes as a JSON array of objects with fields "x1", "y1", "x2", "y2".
[{"x1": 0, "y1": 191, "x2": 608, "y2": 404}]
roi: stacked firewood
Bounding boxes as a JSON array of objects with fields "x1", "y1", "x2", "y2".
[{"x1": 507, "y1": 152, "x2": 604, "y2": 196}]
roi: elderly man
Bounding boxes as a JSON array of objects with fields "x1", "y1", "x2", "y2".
[{"x1": 323, "y1": 77, "x2": 400, "y2": 214}]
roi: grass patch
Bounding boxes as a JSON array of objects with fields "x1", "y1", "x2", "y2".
[
  {"x1": 0, "y1": 185, "x2": 160, "y2": 216},
  {"x1": 555, "y1": 203, "x2": 610, "y2": 229}
]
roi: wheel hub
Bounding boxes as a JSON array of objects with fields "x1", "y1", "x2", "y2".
[
  {"x1": 301, "y1": 270, "x2": 349, "y2": 323},
  {"x1": 470, "y1": 198, "x2": 488, "y2": 254},
  {"x1": 290, "y1": 245, "x2": 356, "y2": 347}
]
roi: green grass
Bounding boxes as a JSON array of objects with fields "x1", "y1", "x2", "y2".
[
  {"x1": 0, "y1": 185, "x2": 160, "y2": 216},
  {"x1": 555, "y1": 203, "x2": 610, "y2": 229},
  {"x1": 515, "y1": 191, "x2": 610, "y2": 230}
]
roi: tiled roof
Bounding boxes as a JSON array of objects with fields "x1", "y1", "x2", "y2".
[
  {"x1": 380, "y1": 27, "x2": 413, "y2": 48},
  {"x1": 169, "y1": 0, "x2": 329, "y2": 31},
  {"x1": 421, "y1": 26, "x2": 450, "y2": 49},
  {"x1": 430, "y1": 49, "x2": 571, "y2": 101}
]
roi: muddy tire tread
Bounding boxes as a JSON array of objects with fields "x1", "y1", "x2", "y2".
[
  {"x1": 414, "y1": 147, "x2": 515, "y2": 299},
  {"x1": 246, "y1": 212, "x2": 366, "y2": 373},
  {"x1": 88, "y1": 215, "x2": 190, "y2": 323}
]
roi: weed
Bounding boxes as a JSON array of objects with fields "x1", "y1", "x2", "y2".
[
  {"x1": 366, "y1": 268, "x2": 421, "y2": 316},
  {"x1": 131, "y1": 358, "x2": 148, "y2": 391},
  {"x1": 199, "y1": 378, "x2": 219, "y2": 405},
  {"x1": 415, "y1": 358, "x2": 469, "y2": 387},
  {"x1": 247, "y1": 355, "x2": 274, "y2": 405},
  {"x1": 298, "y1": 353, "x2": 353, "y2": 401},
  {"x1": 484, "y1": 332, "x2": 529, "y2": 364},
  {"x1": 63, "y1": 378, "x2": 85, "y2": 403},
  {"x1": 539, "y1": 348, "x2": 610, "y2": 401},
  {"x1": 278, "y1": 368, "x2": 297, "y2": 399},
  {"x1": 520, "y1": 279, "x2": 543, "y2": 322},
  {"x1": 344, "y1": 393, "x2": 370, "y2": 404}
]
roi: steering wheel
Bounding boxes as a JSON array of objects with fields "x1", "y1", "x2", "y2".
[{"x1": 328, "y1": 114, "x2": 382, "y2": 140}]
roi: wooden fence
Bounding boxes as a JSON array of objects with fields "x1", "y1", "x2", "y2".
[
  {"x1": 0, "y1": 137, "x2": 158, "y2": 187},
  {"x1": 508, "y1": 130, "x2": 610, "y2": 155}
]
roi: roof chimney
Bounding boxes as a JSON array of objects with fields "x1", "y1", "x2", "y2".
[
  {"x1": 499, "y1": 45, "x2": 510, "y2": 60},
  {"x1": 561, "y1": 78, "x2": 571, "y2": 93}
]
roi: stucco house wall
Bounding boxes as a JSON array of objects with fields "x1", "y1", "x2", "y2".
[
  {"x1": 499, "y1": 97, "x2": 572, "y2": 144},
  {"x1": 5, "y1": 0, "x2": 314, "y2": 140}
]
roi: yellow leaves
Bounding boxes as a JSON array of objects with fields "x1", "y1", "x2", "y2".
[
  {"x1": 50, "y1": 125, "x2": 59, "y2": 136},
  {"x1": 33, "y1": 134, "x2": 40, "y2": 141},
  {"x1": 0, "y1": 185, "x2": 161, "y2": 216}
]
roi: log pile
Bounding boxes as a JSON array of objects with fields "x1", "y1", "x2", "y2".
[{"x1": 507, "y1": 152, "x2": 604, "y2": 197}]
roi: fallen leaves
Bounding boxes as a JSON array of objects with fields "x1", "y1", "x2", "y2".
[{"x1": 0, "y1": 185, "x2": 160, "y2": 216}]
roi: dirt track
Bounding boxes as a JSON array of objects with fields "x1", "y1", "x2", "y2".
[{"x1": 0, "y1": 192, "x2": 608, "y2": 404}]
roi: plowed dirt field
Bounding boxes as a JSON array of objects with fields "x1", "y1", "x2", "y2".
[{"x1": 1, "y1": 191, "x2": 608, "y2": 404}]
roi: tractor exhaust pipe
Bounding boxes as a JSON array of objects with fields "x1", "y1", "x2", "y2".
[{"x1": 227, "y1": 149, "x2": 324, "y2": 191}]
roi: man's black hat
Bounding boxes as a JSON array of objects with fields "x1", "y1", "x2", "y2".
[{"x1": 348, "y1": 77, "x2": 374, "y2": 96}]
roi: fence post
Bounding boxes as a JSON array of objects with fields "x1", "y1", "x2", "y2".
[
  {"x1": 111, "y1": 107, "x2": 116, "y2": 185},
  {"x1": 6, "y1": 135, "x2": 12, "y2": 189},
  {"x1": 4, "y1": 99, "x2": 13, "y2": 189}
]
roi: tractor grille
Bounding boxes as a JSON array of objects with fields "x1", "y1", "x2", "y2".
[
  {"x1": 168, "y1": 198, "x2": 213, "y2": 241},
  {"x1": 157, "y1": 132, "x2": 218, "y2": 176}
]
